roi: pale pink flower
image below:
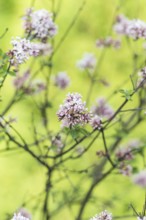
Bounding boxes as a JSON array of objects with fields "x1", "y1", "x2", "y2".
[
  {"x1": 77, "y1": 53, "x2": 97, "y2": 72},
  {"x1": 114, "y1": 14, "x2": 130, "y2": 35},
  {"x1": 22, "y1": 8, "x2": 58, "y2": 40},
  {"x1": 34, "y1": 42, "x2": 53, "y2": 56},
  {"x1": 89, "y1": 210, "x2": 112, "y2": 220},
  {"x1": 127, "y1": 19, "x2": 146, "y2": 39},
  {"x1": 9, "y1": 37, "x2": 39, "y2": 66},
  {"x1": 13, "y1": 70, "x2": 30, "y2": 89},
  {"x1": 51, "y1": 135, "x2": 64, "y2": 153},
  {"x1": 96, "y1": 37, "x2": 121, "y2": 49},
  {"x1": 133, "y1": 170, "x2": 146, "y2": 187},
  {"x1": 116, "y1": 139, "x2": 140, "y2": 161},
  {"x1": 11, "y1": 213, "x2": 29, "y2": 220},
  {"x1": 25, "y1": 79, "x2": 46, "y2": 95},
  {"x1": 54, "y1": 72, "x2": 70, "y2": 89},
  {"x1": 57, "y1": 93, "x2": 91, "y2": 128},
  {"x1": 91, "y1": 97, "x2": 114, "y2": 120},
  {"x1": 119, "y1": 163, "x2": 132, "y2": 176},
  {"x1": 90, "y1": 115, "x2": 102, "y2": 130},
  {"x1": 114, "y1": 14, "x2": 146, "y2": 39},
  {"x1": 137, "y1": 217, "x2": 146, "y2": 220},
  {"x1": 116, "y1": 147, "x2": 133, "y2": 161},
  {"x1": 17, "y1": 208, "x2": 31, "y2": 220}
]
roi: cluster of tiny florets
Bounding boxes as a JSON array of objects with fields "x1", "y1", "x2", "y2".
[
  {"x1": 77, "y1": 53, "x2": 97, "y2": 72},
  {"x1": 11, "y1": 213, "x2": 30, "y2": 220},
  {"x1": 96, "y1": 37, "x2": 121, "y2": 49},
  {"x1": 116, "y1": 139, "x2": 140, "y2": 161},
  {"x1": 90, "y1": 115, "x2": 102, "y2": 130},
  {"x1": 114, "y1": 14, "x2": 146, "y2": 40},
  {"x1": 13, "y1": 71, "x2": 30, "y2": 89},
  {"x1": 119, "y1": 163, "x2": 133, "y2": 176},
  {"x1": 116, "y1": 139, "x2": 140, "y2": 176},
  {"x1": 23, "y1": 8, "x2": 58, "y2": 40},
  {"x1": 132, "y1": 170, "x2": 146, "y2": 188},
  {"x1": 35, "y1": 42, "x2": 53, "y2": 56},
  {"x1": 54, "y1": 72, "x2": 70, "y2": 89},
  {"x1": 51, "y1": 135, "x2": 64, "y2": 153},
  {"x1": 137, "y1": 217, "x2": 146, "y2": 220},
  {"x1": 89, "y1": 210, "x2": 112, "y2": 220},
  {"x1": 91, "y1": 97, "x2": 114, "y2": 120},
  {"x1": 9, "y1": 37, "x2": 40, "y2": 66},
  {"x1": 26, "y1": 79, "x2": 46, "y2": 95},
  {"x1": 57, "y1": 93, "x2": 91, "y2": 128},
  {"x1": 116, "y1": 146, "x2": 133, "y2": 161}
]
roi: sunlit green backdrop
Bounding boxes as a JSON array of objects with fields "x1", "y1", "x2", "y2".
[{"x1": 0, "y1": 0, "x2": 146, "y2": 219}]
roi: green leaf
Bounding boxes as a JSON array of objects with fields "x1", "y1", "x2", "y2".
[
  {"x1": 8, "y1": 71, "x2": 16, "y2": 76},
  {"x1": 119, "y1": 89, "x2": 133, "y2": 100},
  {"x1": 70, "y1": 129, "x2": 79, "y2": 140}
]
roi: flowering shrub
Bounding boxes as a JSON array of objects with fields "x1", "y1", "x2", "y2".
[{"x1": 1, "y1": 1, "x2": 146, "y2": 220}]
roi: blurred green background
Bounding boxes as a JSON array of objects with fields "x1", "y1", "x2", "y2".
[{"x1": 0, "y1": 0, "x2": 146, "y2": 219}]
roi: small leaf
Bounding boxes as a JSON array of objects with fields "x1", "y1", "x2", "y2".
[
  {"x1": 119, "y1": 89, "x2": 133, "y2": 100},
  {"x1": 8, "y1": 71, "x2": 16, "y2": 76}
]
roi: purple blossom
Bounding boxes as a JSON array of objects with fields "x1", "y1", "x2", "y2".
[
  {"x1": 89, "y1": 210, "x2": 112, "y2": 220},
  {"x1": 11, "y1": 213, "x2": 30, "y2": 220},
  {"x1": 51, "y1": 135, "x2": 64, "y2": 153},
  {"x1": 127, "y1": 19, "x2": 146, "y2": 39},
  {"x1": 17, "y1": 208, "x2": 32, "y2": 220},
  {"x1": 25, "y1": 79, "x2": 46, "y2": 95},
  {"x1": 9, "y1": 37, "x2": 40, "y2": 66},
  {"x1": 114, "y1": 14, "x2": 146, "y2": 39},
  {"x1": 119, "y1": 163, "x2": 132, "y2": 176},
  {"x1": 96, "y1": 37, "x2": 121, "y2": 49},
  {"x1": 90, "y1": 115, "x2": 102, "y2": 130},
  {"x1": 113, "y1": 14, "x2": 130, "y2": 36},
  {"x1": 35, "y1": 42, "x2": 53, "y2": 56},
  {"x1": 13, "y1": 70, "x2": 30, "y2": 89},
  {"x1": 57, "y1": 93, "x2": 91, "y2": 128},
  {"x1": 132, "y1": 170, "x2": 146, "y2": 188},
  {"x1": 91, "y1": 97, "x2": 114, "y2": 120},
  {"x1": 115, "y1": 139, "x2": 140, "y2": 161},
  {"x1": 77, "y1": 53, "x2": 97, "y2": 72},
  {"x1": 54, "y1": 72, "x2": 70, "y2": 89},
  {"x1": 22, "y1": 8, "x2": 58, "y2": 41},
  {"x1": 115, "y1": 147, "x2": 133, "y2": 161}
]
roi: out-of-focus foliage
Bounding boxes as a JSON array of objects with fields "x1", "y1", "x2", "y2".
[{"x1": 0, "y1": 0, "x2": 146, "y2": 220}]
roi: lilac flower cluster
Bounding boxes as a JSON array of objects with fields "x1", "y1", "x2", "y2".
[
  {"x1": 35, "y1": 42, "x2": 53, "y2": 56},
  {"x1": 91, "y1": 97, "x2": 114, "y2": 120},
  {"x1": 96, "y1": 37, "x2": 121, "y2": 49},
  {"x1": 114, "y1": 14, "x2": 146, "y2": 40},
  {"x1": 51, "y1": 135, "x2": 64, "y2": 153},
  {"x1": 132, "y1": 170, "x2": 146, "y2": 188},
  {"x1": 17, "y1": 208, "x2": 31, "y2": 220},
  {"x1": 116, "y1": 146, "x2": 133, "y2": 161},
  {"x1": 116, "y1": 139, "x2": 140, "y2": 176},
  {"x1": 90, "y1": 115, "x2": 102, "y2": 130},
  {"x1": 57, "y1": 93, "x2": 91, "y2": 128},
  {"x1": 89, "y1": 210, "x2": 112, "y2": 220},
  {"x1": 27, "y1": 80, "x2": 46, "y2": 95},
  {"x1": 77, "y1": 53, "x2": 97, "y2": 72},
  {"x1": 23, "y1": 8, "x2": 58, "y2": 41},
  {"x1": 9, "y1": 37, "x2": 40, "y2": 66},
  {"x1": 11, "y1": 213, "x2": 29, "y2": 220},
  {"x1": 13, "y1": 70, "x2": 46, "y2": 94},
  {"x1": 13, "y1": 71, "x2": 30, "y2": 89},
  {"x1": 119, "y1": 163, "x2": 132, "y2": 176},
  {"x1": 54, "y1": 72, "x2": 70, "y2": 89}
]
